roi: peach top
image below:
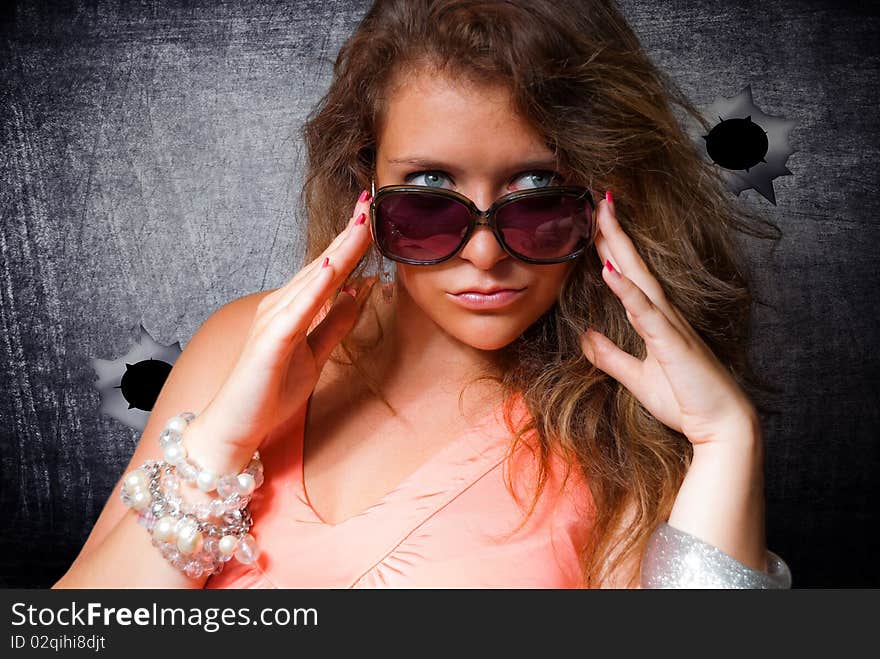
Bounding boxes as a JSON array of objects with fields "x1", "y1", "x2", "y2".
[{"x1": 205, "y1": 391, "x2": 595, "y2": 588}]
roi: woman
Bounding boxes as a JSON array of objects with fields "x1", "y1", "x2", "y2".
[{"x1": 54, "y1": 0, "x2": 790, "y2": 588}]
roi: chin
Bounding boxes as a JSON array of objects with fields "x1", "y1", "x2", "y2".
[
  {"x1": 445, "y1": 318, "x2": 527, "y2": 352},
  {"x1": 468, "y1": 337, "x2": 519, "y2": 351}
]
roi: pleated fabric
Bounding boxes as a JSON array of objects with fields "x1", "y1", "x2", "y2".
[{"x1": 205, "y1": 391, "x2": 594, "y2": 589}]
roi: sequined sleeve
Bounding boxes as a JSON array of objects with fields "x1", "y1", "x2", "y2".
[{"x1": 640, "y1": 522, "x2": 792, "y2": 589}]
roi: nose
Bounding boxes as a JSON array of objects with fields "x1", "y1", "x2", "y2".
[{"x1": 456, "y1": 211, "x2": 510, "y2": 269}]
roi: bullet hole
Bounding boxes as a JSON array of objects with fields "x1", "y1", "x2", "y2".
[
  {"x1": 117, "y1": 358, "x2": 173, "y2": 411},
  {"x1": 93, "y1": 324, "x2": 182, "y2": 432},
  {"x1": 695, "y1": 85, "x2": 797, "y2": 205},
  {"x1": 704, "y1": 116, "x2": 768, "y2": 172}
]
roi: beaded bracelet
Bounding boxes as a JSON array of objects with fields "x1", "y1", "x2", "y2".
[{"x1": 120, "y1": 412, "x2": 264, "y2": 579}]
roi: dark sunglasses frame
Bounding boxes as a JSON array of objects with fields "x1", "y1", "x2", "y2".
[{"x1": 368, "y1": 181, "x2": 597, "y2": 266}]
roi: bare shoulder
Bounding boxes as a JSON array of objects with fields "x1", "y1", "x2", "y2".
[
  {"x1": 213, "y1": 289, "x2": 274, "y2": 330},
  {"x1": 63, "y1": 289, "x2": 275, "y2": 571},
  {"x1": 177, "y1": 289, "x2": 275, "y2": 372}
]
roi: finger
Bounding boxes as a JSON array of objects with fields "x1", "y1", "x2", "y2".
[
  {"x1": 580, "y1": 327, "x2": 643, "y2": 392},
  {"x1": 601, "y1": 259, "x2": 693, "y2": 370},
  {"x1": 595, "y1": 192, "x2": 699, "y2": 342},
  {"x1": 277, "y1": 192, "x2": 371, "y2": 316},
  {"x1": 250, "y1": 255, "x2": 336, "y2": 341},
  {"x1": 593, "y1": 232, "x2": 620, "y2": 274},
  {"x1": 262, "y1": 190, "x2": 374, "y2": 314},
  {"x1": 305, "y1": 274, "x2": 376, "y2": 339},
  {"x1": 307, "y1": 278, "x2": 376, "y2": 367},
  {"x1": 596, "y1": 193, "x2": 668, "y2": 306},
  {"x1": 262, "y1": 260, "x2": 340, "y2": 350},
  {"x1": 284, "y1": 193, "x2": 372, "y2": 300},
  {"x1": 595, "y1": 227, "x2": 696, "y2": 343}
]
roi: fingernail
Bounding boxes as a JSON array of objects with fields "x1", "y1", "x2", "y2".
[
  {"x1": 358, "y1": 189, "x2": 370, "y2": 203},
  {"x1": 342, "y1": 286, "x2": 357, "y2": 298},
  {"x1": 605, "y1": 258, "x2": 619, "y2": 277},
  {"x1": 322, "y1": 257, "x2": 330, "y2": 268},
  {"x1": 355, "y1": 212, "x2": 366, "y2": 225},
  {"x1": 605, "y1": 190, "x2": 613, "y2": 204}
]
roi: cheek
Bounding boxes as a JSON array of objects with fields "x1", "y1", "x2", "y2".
[
  {"x1": 397, "y1": 265, "x2": 448, "y2": 300},
  {"x1": 526, "y1": 281, "x2": 564, "y2": 312},
  {"x1": 528, "y1": 264, "x2": 573, "y2": 300}
]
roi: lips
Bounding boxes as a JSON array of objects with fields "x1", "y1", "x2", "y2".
[
  {"x1": 452, "y1": 286, "x2": 525, "y2": 295},
  {"x1": 447, "y1": 287, "x2": 526, "y2": 310}
]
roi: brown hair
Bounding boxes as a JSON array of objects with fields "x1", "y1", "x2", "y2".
[{"x1": 297, "y1": 0, "x2": 781, "y2": 587}]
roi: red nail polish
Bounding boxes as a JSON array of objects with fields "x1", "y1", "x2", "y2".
[
  {"x1": 355, "y1": 212, "x2": 366, "y2": 225},
  {"x1": 605, "y1": 190, "x2": 613, "y2": 204},
  {"x1": 605, "y1": 259, "x2": 614, "y2": 273},
  {"x1": 322, "y1": 257, "x2": 330, "y2": 268},
  {"x1": 358, "y1": 189, "x2": 369, "y2": 203}
]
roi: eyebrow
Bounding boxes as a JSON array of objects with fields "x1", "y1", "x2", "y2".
[{"x1": 385, "y1": 155, "x2": 560, "y2": 172}]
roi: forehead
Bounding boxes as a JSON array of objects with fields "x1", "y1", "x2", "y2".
[{"x1": 376, "y1": 68, "x2": 554, "y2": 171}]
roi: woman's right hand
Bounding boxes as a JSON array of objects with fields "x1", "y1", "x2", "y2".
[{"x1": 183, "y1": 190, "x2": 377, "y2": 475}]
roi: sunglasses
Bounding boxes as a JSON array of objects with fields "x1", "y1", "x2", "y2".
[{"x1": 369, "y1": 180, "x2": 596, "y2": 265}]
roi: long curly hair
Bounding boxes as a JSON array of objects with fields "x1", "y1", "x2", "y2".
[{"x1": 296, "y1": 0, "x2": 781, "y2": 587}]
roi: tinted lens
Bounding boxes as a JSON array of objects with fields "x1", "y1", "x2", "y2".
[
  {"x1": 375, "y1": 192, "x2": 471, "y2": 261},
  {"x1": 496, "y1": 193, "x2": 591, "y2": 261}
]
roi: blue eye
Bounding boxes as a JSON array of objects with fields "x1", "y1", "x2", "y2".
[
  {"x1": 511, "y1": 171, "x2": 561, "y2": 190},
  {"x1": 403, "y1": 169, "x2": 561, "y2": 191},
  {"x1": 405, "y1": 171, "x2": 451, "y2": 188}
]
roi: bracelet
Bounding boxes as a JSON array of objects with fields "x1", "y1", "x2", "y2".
[
  {"x1": 120, "y1": 411, "x2": 265, "y2": 579},
  {"x1": 640, "y1": 522, "x2": 792, "y2": 589},
  {"x1": 157, "y1": 411, "x2": 264, "y2": 498}
]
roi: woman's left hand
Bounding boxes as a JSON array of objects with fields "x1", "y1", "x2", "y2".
[{"x1": 579, "y1": 192, "x2": 759, "y2": 447}]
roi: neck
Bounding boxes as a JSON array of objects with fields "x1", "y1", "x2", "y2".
[{"x1": 354, "y1": 280, "x2": 505, "y2": 411}]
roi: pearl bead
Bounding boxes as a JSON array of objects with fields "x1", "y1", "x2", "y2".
[
  {"x1": 175, "y1": 517, "x2": 198, "y2": 536},
  {"x1": 177, "y1": 528, "x2": 203, "y2": 555},
  {"x1": 123, "y1": 470, "x2": 148, "y2": 491},
  {"x1": 121, "y1": 480, "x2": 142, "y2": 499},
  {"x1": 236, "y1": 473, "x2": 256, "y2": 497},
  {"x1": 218, "y1": 535, "x2": 239, "y2": 555},
  {"x1": 153, "y1": 516, "x2": 178, "y2": 542},
  {"x1": 129, "y1": 489, "x2": 151, "y2": 511},
  {"x1": 196, "y1": 470, "x2": 219, "y2": 492},
  {"x1": 166, "y1": 416, "x2": 189, "y2": 434},
  {"x1": 163, "y1": 443, "x2": 187, "y2": 464},
  {"x1": 234, "y1": 534, "x2": 259, "y2": 564}
]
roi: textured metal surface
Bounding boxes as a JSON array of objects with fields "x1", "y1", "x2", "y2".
[{"x1": 1, "y1": 0, "x2": 877, "y2": 587}]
